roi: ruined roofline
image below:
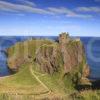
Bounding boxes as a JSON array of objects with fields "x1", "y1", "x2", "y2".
[
  {"x1": 59, "y1": 32, "x2": 69, "y2": 37},
  {"x1": 59, "y1": 32, "x2": 81, "y2": 43}
]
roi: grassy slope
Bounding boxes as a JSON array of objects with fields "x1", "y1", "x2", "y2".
[
  {"x1": 0, "y1": 39, "x2": 94, "y2": 100},
  {"x1": 0, "y1": 63, "x2": 47, "y2": 94},
  {"x1": 0, "y1": 39, "x2": 76, "y2": 99},
  {"x1": 75, "y1": 90, "x2": 100, "y2": 100}
]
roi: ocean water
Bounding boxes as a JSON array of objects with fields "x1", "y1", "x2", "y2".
[
  {"x1": 0, "y1": 36, "x2": 100, "y2": 80},
  {"x1": 0, "y1": 36, "x2": 30, "y2": 76},
  {"x1": 81, "y1": 37, "x2": 100, "y2": 79}
]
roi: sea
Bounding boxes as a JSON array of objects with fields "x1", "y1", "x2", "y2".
[{"x1": 0, "y1": 36, "x2": 100, "y2": 80}]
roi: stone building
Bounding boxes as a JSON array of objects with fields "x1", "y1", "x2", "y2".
[{"x1": 59, "y1": 32, "x2": 70, "y2": 44}]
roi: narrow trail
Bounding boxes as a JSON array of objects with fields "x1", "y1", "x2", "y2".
[
  {"x1": 29, "y1": 65, "x2": 50, "y2": 92},
  {"x1": 33, "y1": 70, "x2": 46, "y2": 76},
  {"x1": 0, "y1": 75, "x2": 13, "y2": 79}
]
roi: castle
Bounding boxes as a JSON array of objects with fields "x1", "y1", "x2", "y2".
[
  {"x1": 59, "y1": 32, "x2": 80, "y2": 43},
  {"x1": 59, "y1": 32, "x2": 70, "y2": 44}
]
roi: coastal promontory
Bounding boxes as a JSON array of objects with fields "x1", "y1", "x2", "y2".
[{"x1": 0, "y1": 33, "x2": 91, "y2": 99}]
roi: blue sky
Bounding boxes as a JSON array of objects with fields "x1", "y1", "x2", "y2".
[{"x1": 0, "y1": 0, "x2": 100, "y2": 36}]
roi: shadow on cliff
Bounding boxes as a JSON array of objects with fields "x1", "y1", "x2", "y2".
[
  {"x1": 91, "y1": 80, "x2": 100, "y2": 90},
  {"x1": 76, "y1": 80, "x2": 100, "y2": 91}
]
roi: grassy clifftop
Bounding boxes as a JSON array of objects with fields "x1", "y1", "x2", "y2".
[{"x1": 0, "y1": 33, "x2": 91, "y2": 100}]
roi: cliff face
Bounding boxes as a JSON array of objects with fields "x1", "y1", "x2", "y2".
[
  {"x1": 34, "y1": 44, "x2": 61, "y2": 74},
  {"x1": 35, "y1": 33, "x2": 90, "y2": 77},
  {"x1": 59, "y1": 33, "x2": 84, "y2": 73},
  {"x1": 7, "y1": 32, "x2": 91, "y2": 85}
]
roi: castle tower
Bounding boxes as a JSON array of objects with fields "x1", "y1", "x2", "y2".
[{"x1": 59, "y1": 32, "x2": 70, "y2": 44}]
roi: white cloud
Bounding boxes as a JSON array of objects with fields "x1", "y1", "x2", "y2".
[
  {"x1": 76, "y1": 7, "x2": 100, "y2": 13},
  {"x1": 47, "y1": 7, "x2": 93, "y2": 18},
  {"x1": 48, "y1": 7, "x2": 75, "y2": 15},
  {"x1": 0, "y1": 1, "x2": 54, "y2": 14},
  {"x1": 0, "y1": 1, "x2": 94, "y2": 19},
  {"x1": 66, "y1": 14, "x2": 93, "y2": 19},
  {"x1": 17, "y1": 0, "x2": 36, "y2": 7},
  {"x1": 48, "y1": 7, "x2": 93, "y2": 18}
]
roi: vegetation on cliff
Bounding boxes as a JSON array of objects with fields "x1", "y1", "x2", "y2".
[{"x1": 0, "y1": 33, "x2": 91, "y2": 100}]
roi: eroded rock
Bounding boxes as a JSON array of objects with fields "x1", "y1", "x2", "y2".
[
  {"x1": 7, "y1": 32, "x2": 91, "y2": 85},
  {"x1": 35, "y1": 44, "x2": 61, "y2": 74},
  {"x1": 34, "y1": 32, "x2": 91, "y2": 85}
]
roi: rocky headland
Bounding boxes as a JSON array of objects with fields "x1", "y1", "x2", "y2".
[
  {"x1": 7, "y1": 32, "x2": 91, "y2": 86},
  {"x1": 0, "y1": 32, "x2": 92, "y2": 100}
]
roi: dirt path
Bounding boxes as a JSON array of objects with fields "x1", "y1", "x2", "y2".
[
  {"x1": 29, "y1": 65, "x2": 50, "y2": 92},
  {"x1": 0, "y1": 75, "x2": 13, "y2": 80}
]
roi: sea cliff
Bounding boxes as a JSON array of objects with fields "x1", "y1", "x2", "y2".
[
  {"x1": 7, "y1": 33, "x2": 91, "y2": 86},
  {"x1": 0, "y1": 32, "x2": 91, "y2": 99}
]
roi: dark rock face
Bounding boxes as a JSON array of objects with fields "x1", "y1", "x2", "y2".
[
  {"x1": 59, "y1": 34, "x2": 84, "y2": 73},
  {"x1": 35, "y1": 44, "x2": 61, "y2": 74},
  {"x1": 35, "y1": 32, "x2": 90, "y2": 78},
  {"x1": 7, "y1": 57, "x2": 27, "y2": 72}
]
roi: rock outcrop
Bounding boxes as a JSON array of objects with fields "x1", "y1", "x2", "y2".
[
  {"x1": 35, "y1": 33, "x2": 90, "y2": 76},
  {"x1": 34, "y1": 32, "x2": 91, "y2": 85},
  {"x1": 7, "y1": 32, "x2": 91, "y2": 85},
  {"x1": 59, "y1": 33, "x2": 85, "y2": 73},
  {"x1": 34, "y1": 44, "x2": 61, "y2": 74}
]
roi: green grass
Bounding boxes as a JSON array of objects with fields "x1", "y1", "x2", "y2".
[
  {"x1": 7, "y1": 39, "x2": 54, "y2": 70},
  {"x1": 0, "y1": 38, "x2": 93, "y2": 99},
  {"x1": 0, "y1": 62, "x2": 75, "y2": 99},
  {"x1": 0, "y1": 64, "x2": 38, "y2": 86}
]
